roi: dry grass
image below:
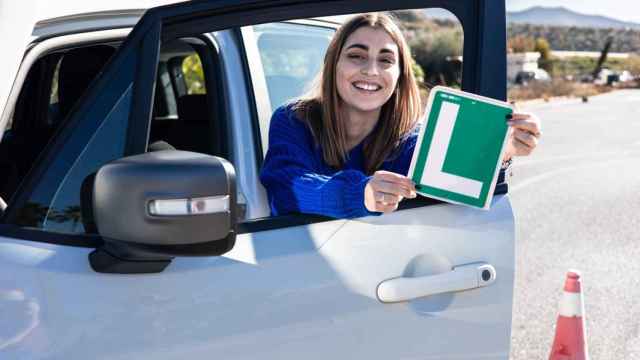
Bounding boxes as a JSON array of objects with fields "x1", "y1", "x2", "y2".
[{"x1": 508, "y1": 80, "x2": 611, "y2": 102}]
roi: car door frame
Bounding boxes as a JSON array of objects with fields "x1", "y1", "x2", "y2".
[{"x1": 1, "y1": 0, "x2": 507, "y2": 244}]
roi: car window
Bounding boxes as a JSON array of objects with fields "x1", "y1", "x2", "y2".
[
  {"x1": 9, "y1": 37, "x2": 222, "y2": 234},
  {"x1": 153, "y1": 52, "x2": 206, "y2": 121},
  {"x1": 252, "y1": 23, "x2": 333, "y2": 111},
  {"x1": 42, "y1": 86, "x2": 132, "y2": 233},
  {"x1": 10, "y1": 49, "x2": 137, "y2": 232},
  {"x1": 149, "y1": 39, "x2": 222, "y2": 156},
  {"x1": 3, "y1": 32, "x2": 229, "y2": 234},
  {"x1": 0, "y1": 45, "x2": 115, "y2": 205}
]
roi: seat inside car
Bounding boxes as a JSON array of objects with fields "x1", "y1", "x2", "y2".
[
  {"x1": 149, "y1": 38, "x2": 219, "y2": 156},
  {"x1": 167, "y1": 94, "x2": 213, "y2": 154},
  {"x1": 57, "y1": 45, "x2": 116, "y2": 122}
]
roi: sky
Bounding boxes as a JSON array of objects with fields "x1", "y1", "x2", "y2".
[{"x1": 507, "y1": 0, "x2": 640, "y2": 24}]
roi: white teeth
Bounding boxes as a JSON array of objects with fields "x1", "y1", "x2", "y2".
[{"x1": 353, "y1": 82, "x2": 380, "y2": 91}]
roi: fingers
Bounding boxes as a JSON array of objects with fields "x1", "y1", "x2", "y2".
[
  {"x1": 508, "y1": 113, "x2": 542, "y2": 137},
  {"x1": 510, "y1": 131, "x2": 536, "y2": 156},
  {"x1": 508, "y1": 119, "x2": 542, "y2": 137},
  {"x1": 506, "y1": 112, "x2": 541, "y2": 158},
  {"x1": 510, "y1": 112, "x2": 534, "y2": 121},
  {"x1": 374, "y1": 191, "x2": 402, "y2": 205},
  {"x1": 513, "y1": 128, "x2": 538, "y2": 148},
  {"x1": 376, "y1": 201, "x2": 399, "y2": 213},
  {"x1": 373, "y1": 171, "x2": 415, "y2": 189},
  {"x1": 374, "y1": 179, "x2": 415, "y2": 198},
  {"x1": 364, "y1": 172, "x2": 417, "y2": 213}
]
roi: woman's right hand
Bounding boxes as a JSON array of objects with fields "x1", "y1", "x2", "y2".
[{"x1": 364, "y1": 171, "x2": 417, "y2": 213}]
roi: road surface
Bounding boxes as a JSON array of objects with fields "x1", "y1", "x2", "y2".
[{"x1": 509, "y1": 89, "x2": 640, "y2": 359}]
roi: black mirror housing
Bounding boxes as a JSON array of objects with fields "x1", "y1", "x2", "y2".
[{"x1": 87, "y1": 150, "x2": 236, "y2": 273}]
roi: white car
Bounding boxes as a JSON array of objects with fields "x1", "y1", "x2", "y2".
[{"x1": 0, "y1": 1, "x2": 516, "y2": 359}]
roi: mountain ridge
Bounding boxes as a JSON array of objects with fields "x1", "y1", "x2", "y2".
[{"x1": 507, "y1": 6, "x2": 640, "y2": 30}]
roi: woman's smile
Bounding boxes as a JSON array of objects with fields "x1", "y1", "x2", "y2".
[{"x1": 352, "y1": 81, "x2": 382, "y2": 92}]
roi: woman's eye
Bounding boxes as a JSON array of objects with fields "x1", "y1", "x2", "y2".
[
  {"x1": 379, "y1": 58, "x2": 395, "y2": 65},
  {"x1": 348, "y1": 53, "x2": 365, "y2": 61}
]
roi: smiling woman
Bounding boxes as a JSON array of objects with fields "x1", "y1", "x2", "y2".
[{"x1": 259, "y1": 13, "x2": 542, "y2": 218}]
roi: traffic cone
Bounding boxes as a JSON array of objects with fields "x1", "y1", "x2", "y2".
[{"x1": 548, "y1": 271, "x2": 589, "y2": 360}]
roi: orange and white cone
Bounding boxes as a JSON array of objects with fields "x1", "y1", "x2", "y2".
[{"x1": 548, "y1": 271, "x2": 589, "y2": 360}]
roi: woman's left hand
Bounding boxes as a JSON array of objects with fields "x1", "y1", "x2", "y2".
[{"x1": 504, "y1": 112, "x2": 541, "y2": 159}]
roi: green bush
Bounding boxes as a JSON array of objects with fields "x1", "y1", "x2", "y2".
[
  {"x1": 182, "y1": 54, "x2": 206, "y2": 95},
  {"x1": 393, "y1": 10, "x2": 463, "y2": 87}
]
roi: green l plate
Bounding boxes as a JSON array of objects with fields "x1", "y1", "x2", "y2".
[{"x1": 408, "y1": 86, "x2": 513, "y2": 209}]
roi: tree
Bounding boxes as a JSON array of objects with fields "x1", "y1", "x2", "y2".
[
  {"x1": 534, "y1": 37, "x2": 551, "y2": 59},
  {"x1": 411, "y1": 58, "x2": 425, "y2": 84},
  {"x1": 394, "y1": 12, "x2": 464, "y2": 87},
  {"x1": 389, "y1": 9, "x2": 426, "y2": 23},
  {"x1": 182, "y1": 54, "x2": 206, "y2": 94},
  {"x1": 508, "y1": 35, "x2": 535, "y2": 53},
  {"x1": 535, "y1": 37, "x2": 554, "y2": 75},
  {"x1": 409, "y1": 26, "x2": 463, "y2": 86}
]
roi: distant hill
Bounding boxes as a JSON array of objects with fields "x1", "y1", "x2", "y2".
[
  {"x1": 507, "y1": 6, "x2": 640, "y2": 30},
  {"x1": 508, "y1": 23, "x2": 640, "y2": 53}
]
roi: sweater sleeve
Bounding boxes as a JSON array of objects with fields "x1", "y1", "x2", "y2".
[{"x1": 259, "y1": 106, "x2": 373, "y2": 218}]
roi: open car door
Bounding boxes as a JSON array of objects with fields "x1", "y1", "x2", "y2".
[{"x1": 0, "y1": 0, "x2": 513, "y2": 359}]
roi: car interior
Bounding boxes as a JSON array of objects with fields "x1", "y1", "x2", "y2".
[
  {"x1": 0, "y1": 37, "x2": 225, "y2": 211},
  {"x1": 149, "y1": 37, "x2": 224, "y2": 157},
  {"x1": 0, "y1": 43, "x2": 117, "y2": 205}
]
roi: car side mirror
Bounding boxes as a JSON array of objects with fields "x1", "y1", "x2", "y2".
[{"x1": 85, "y1": 150, "x2": 236, "y2": 274}]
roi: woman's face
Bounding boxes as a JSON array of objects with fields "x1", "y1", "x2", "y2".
[{"x1": 336, "y1": 26, "x2": 401, "y2": 114}]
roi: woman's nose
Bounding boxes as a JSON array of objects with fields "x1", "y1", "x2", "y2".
[{"x1": 361, "y1": 60, "x2": 379, "y2": 76}]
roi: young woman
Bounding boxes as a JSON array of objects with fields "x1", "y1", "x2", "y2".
[{"x1": 260, "y1": 13, "x2": 541, "y2": 218}]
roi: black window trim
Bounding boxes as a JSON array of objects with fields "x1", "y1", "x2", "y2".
[
  {"x1": 0, "y1": 181, "x2": 507, "y2": 249},
  {"x1": 0, "y1": 0, "x2": 507, "y2": 247},
  {"x1": 125, "y1": 19, "x2": 161, "y2": 156},
  {"x1": 193, "y1": 34, "x2": 230, "y2": 157}
]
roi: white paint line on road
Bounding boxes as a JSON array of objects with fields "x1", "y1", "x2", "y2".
[
  {"x1": 511, "y1": 164, "x2": 590, "y2": 193},
  {"x1": 511, "y1": 156, "x2": 640, "y2": 193},
  {"x1": 515, "y1": 150, "x2": 633, "y2": 167}
]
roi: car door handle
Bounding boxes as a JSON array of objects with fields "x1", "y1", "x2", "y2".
[{"x1": 376, "y1": 263, "x2": 497, "y2": 303}]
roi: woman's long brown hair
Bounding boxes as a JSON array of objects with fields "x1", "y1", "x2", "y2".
[{"x1": 293, "y1": 13, "x2": 422, "y2": 175}]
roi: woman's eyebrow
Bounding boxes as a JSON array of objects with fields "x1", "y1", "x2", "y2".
[
  {"x1": 346, "y1": 44, "x2": 396, "y2": 55},
  {"x1": 346, "y1": 43, "x2": 368, "y2": 51}
]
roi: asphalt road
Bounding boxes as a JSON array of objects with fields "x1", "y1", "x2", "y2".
[{"x1": 508, "y1": 89, "x2": 640, "y2": 359}]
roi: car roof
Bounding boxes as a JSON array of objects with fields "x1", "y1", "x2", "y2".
[
  {"x1": 33, "y1": 10, "x2": 145, "y2": 39},
  {"x1": 33, "y1": 10, "x2": 345, "y2": 40}
]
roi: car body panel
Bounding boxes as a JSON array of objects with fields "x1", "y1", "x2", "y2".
[{"x1": 0, "y1": 196, "x2": 513, "y2": 359}]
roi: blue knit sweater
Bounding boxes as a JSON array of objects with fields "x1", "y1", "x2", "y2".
[{"x1": 260, "y1": 105, "x2": 418, "y2": 218}]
